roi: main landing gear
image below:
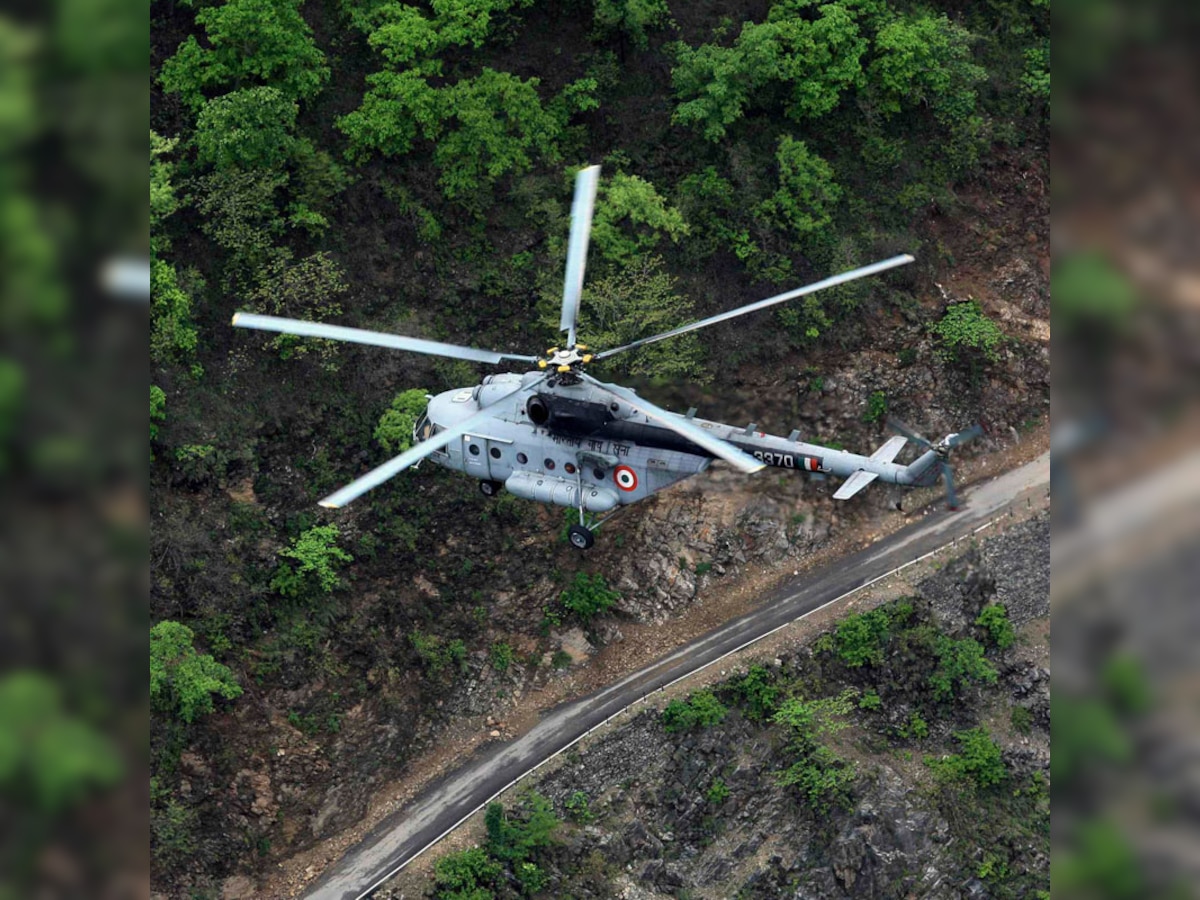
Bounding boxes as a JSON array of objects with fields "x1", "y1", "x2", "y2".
[
  {"x1": 567, "y1": 524, "x2": 595, "y2": 550},
  {"x1": 479, "y1": 480, "x2": 503, "y2": 497}
]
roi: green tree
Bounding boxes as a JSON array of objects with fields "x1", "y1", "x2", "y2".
[
  {"x1": 150, "y1": 259, "x2": 202, "y2": 376},
  {"x1": 570, "y1": 255, "x2": 705, "y2": 380},
  {"x1": 0, "y1": 672, "x2": 123, "y2": 813},
  {"x1": 931, "y1": 300, "x2": 1005, "y2": 368},
  {"x1": 194, "y1": 86, "x2": 300, "y2": 170},
  {"x1": 150, "y1": 621, "x2": 243, "y2": 724},
  {"x1": 195, "y1": 168, "x2": 289, "y2": 285},
  {"x1": 150, "y1": 131, "x2": 179, "y2": 259},
  {"x1": 975, "y1": 604, "x2": 1016, "y2": 650},
  {"x1": 593, "y1": 0, "x2": 670, "y2": 49},
  {"x1": 661, "y1": 690, "x2": 727, "y2": 733},
  {"x1": 245, "y1": 252, "x2": 349, "y2": 364},
  {"x1": 754, "y1": 136, "x2": 841, "y2": 241},
  {"x1": 591, "y1": 172, "x2": 688, "y2": 264},
  {"x1": 559, "y1": 573, "x2": 620, "y2": 623},
  {"x1": 159, "y1": 0, "x2": 330, "y2": 110},
  {"x1": 374, "y1": 389, "x2": 432, "y2": 455},
  {"x1": 485, "y1": 793, "x2": 559, "y2": 863},
  {"x1": 272, "y1": 524, "x2": 353, "y2": 596},
  {"x1": 732, "y1": 665, "x2": 780, "y2": 720}
]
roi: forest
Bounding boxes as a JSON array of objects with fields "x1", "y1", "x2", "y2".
[{"x1": 150, "y1": 0, "x2": 1048, "y2": 891}]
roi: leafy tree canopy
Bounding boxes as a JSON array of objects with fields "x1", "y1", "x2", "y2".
[
  {"x1": 274, "y1": 524, "x2": 353, "y2": 595},
  {"x1": 591, "y1": 172, "x2": 689, "y2": 265},
  {"x1": 160, "y1": 0, "x2": 330, "y2": 110},
  {"x1": 375, "y1": 388, "x2": 430, "y2": 454},
  {"x1": 150, "y1": 621, "x2": 243, "y2": 724},
  {"x1": 754, "y1": 136, "x2": 841, "y2": 241},
  {"x1": 195, "y1": 87, "x2": 300, "y2": 170}
]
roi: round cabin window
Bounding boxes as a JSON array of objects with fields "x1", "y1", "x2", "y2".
[
  {"x1": 564, "y1": 463, "x2": 577, "y2": 474},
  {"x1": 593, "y1": 467, "x2": 605, "y2": 480},
  {"x1": 490, "y1": 447, "x2": 502, "y2": 459},
  {"x1": 544, "y1": 458, "x2": 556, "y2": 470},
  {"x1": 468, "y1": 443, "x2": 480, "y2": 456},
  {"x1": 516, "y1": 452, "x2": 528, "y2": 465}
]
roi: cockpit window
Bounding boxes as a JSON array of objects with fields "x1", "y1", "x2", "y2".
[{"x1": 413, "y1": 412, "x2": 434, "y2": 443}]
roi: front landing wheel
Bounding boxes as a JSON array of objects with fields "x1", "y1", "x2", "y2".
[
  {"x1": 479, "y1": 480, "x2": 503, "y2": 497},
  {"x1": 567, "y1": 524, "x2": 595, "y2": 550}
]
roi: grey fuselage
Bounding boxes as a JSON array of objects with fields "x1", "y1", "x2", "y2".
[{"x1": 414, "y1": 372, "x2": 941, "y2": 512}]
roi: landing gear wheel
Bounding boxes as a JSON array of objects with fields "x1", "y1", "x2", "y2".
[
  {"x1": 567, "y1": 524, "x2": 595, "y2": 550},
  {"x1": 479, "y1": 480, "x2": 502, "y2": 497}
]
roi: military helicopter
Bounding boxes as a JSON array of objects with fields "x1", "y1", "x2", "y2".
[{"x1": 233, "y1": 166, "x2": 981, "y2": 549}]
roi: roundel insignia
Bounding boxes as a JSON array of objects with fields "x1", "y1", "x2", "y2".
[{"x1": 613, "y1": 465, "x2": 638, "y2": 492}]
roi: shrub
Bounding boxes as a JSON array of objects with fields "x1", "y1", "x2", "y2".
[
  {"x1": 566, "y1": 790, "x2": 594, "y2": 822},
  {"x1": 858, "y1": 689, "x2": 882, "y2": 711},
  {"x1": 927, "y1": 726, "x2": 1007, "y2": 789},
  {"x1": 560, "y1": 573, "x2": 620, "y2": 623},
  {"x1": 778, "y1": 744, "x2": 857, "y2": 814},
  {"x1": 732, "y1": 665, "x2": 780, "y2": 721},
  {"x1": 489, "y1": 642, "x2": 514, "y2": 674},
  {"x1": 432, "y1": 846, "x2": 501, "y2": 898},
  {"x1": 1010, "y1": 705, "x2": 1032, "y2": 735},
  {"x1": 551, "y1": 649, "x2": 573, "y2": 669},
  {"x1": 661, "y1": 690, "x2": 727, "y2": 733},
  {"x1": 590, "y1": 173, "x2": 688, "y2": 264},
  {"x1": 931, "y1": 299, "x2": 1004, "y2": 367},
  {"x1": 150, "y1": 621, "x2": 243, "y2": 723},
  {"x1": 899, "y1": 711, "x2": 929, "y2": 740},
  {"x1": 410, "y1": 629, "x2": 468, "y2": 678},
  {"x1": 706, "y1": 778, "x2": 730, "y2": 804},
  {"x1": 834, "y1": 608, "x2": 891, "y2": 667},
  {"x1": 150, "y1": 385, "x2": 166, "y2": 443},
  {"x1": 862, "y1": 390, "x2": 888, "y2": 423},
  {"x1": 272, "y1": 524, "x2": 352, "y2": 596},
  {"x1": 929, "y1": 636, "x2": 997, "y2": 701},
  {"x1": 485, "y1": 793, "x2": 559, "y2": 863},
  {"x1": 374, "y1": 388, "x2": 430, "y2": 455},
  {"x1": 976, "y1": 604, "x2": 1015, "y2": 650}
]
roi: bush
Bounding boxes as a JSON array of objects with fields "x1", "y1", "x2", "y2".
[
  {"x1": 929, "y1": 635, "x2": 998, "y2": 701},
  {"x1": 778, "y1": 744, "x2": 857, "y2": 814},
  {"x1": 489, "y1": 641, "x2": 515, "y2": 674},
  {"x1": 834, "y1": 608, "x2": 891, "y2": 667},
  {"x1": 272, "y1": 524, "x2": 353, "y2": 596},
  {"x1": 590, "y1": 173, "x2": 688, "y2": 265},
  {"x1": 432, "y1": 846, "x2": 501, "y2": 898},
  {"x1": 862, "y1": 390, "x2": 888, "y2": 423},
  {"x1": 661, "y1": 690, "x2": 727, "y2": 733},
  {"x1": 410, "y1": 629, "x2": 468, "y2": 678},
  {"x1": 150, "y1": 621, "x2": 243, "y2": 723},
  {"x1": 927, "y1": 726, "x2": 1007, "y2": 789},
  {"x1": 732, "y1": 665, "x2": 780, "y2": 720},
  {"x1": 560, "y1": 573, "x2": 620, "y2": 623},
  {"x1": 1010, "y1": 705, "x2": 1032, "y2": 735},
  {"x1": 566, "y1": 790, "x2": 594, "y2": 822},
  {"x1": 374, "y1": 388, "x2": 430, "y2": 455},
  {"x1": 150, "y1": 385, "x2": 166, "y2": 444},
  {"x1": 485, "y1": 793, "x2": 559, "y2": 863},
  {"x1": 858, "y1": 689, "x2": 882, "y2": 710},
  {"x1": 976, "y1": 604, "x2": 1016, "y2": 650},
  {"x1": 706, "y1": 778, "x2": 730, "y2": 804},
  {"x1": 932, "y1": 299, "x2": 1004, "y2": 367}
]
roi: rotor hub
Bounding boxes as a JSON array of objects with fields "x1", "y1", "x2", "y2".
[{"x1": 537, "y1": 344, "x2": 593, "y2": 374}]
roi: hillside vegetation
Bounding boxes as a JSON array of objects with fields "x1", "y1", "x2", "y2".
[{"x1": 150, "y1": 0, "x2": 1048, "y2": 891}]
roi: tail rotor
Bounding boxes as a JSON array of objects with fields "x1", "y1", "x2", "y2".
[{"x1": 888, "y1": 418, "x2": 983, "y2": 510}]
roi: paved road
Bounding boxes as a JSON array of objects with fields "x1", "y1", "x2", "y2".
[{"x1": 306, "y1": 452, "x2": 1051, "y2": 900}]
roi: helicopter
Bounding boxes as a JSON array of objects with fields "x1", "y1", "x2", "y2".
[{"x1": 232, "y1": 165, "x2": 982, "y2": 549}]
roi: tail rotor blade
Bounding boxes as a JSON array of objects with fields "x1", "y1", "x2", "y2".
[
  {"x1": 560, "y1": 165, "x2": 600, "y2": 347},
  {"x1": 941, "y1": 461, "x2": 959, "y2": 510},
  {"x1": 945, "y1": 424, "x2": 984, "y2": 448},
  {"x1": 887, "y1": 417, "x2": 932, "y2": 449}
]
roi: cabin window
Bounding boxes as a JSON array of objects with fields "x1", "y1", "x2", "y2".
[
  {"x1": 468, "y1": 443, "x2": 480, "y2": 456},
  {"x1": 489, "y1": 447, "x2": 502, "y2": 459},
  {"x1": 516, "y1": 452, "x2": 528, "y2": 465},
  {"x1": 593, "y1": 467, "x2": 605, "y2": 480},
  {"x1": 564, "y1": 463, "x2": 576, "y2": 474},
  {"x1": 544, "y1": 458, "x2": 555, "y2": 470}
]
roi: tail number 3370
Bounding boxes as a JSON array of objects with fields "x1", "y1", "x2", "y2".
[{"x1": 752, "y1": 450, "x2": 796, "y2": 468}]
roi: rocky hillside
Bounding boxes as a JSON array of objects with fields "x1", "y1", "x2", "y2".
[{"x1": 392, "y1": 512, "x2": 1050, "y2": 900}]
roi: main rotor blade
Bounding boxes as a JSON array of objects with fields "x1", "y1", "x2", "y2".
[
  {"x1": 319, "y1": 376, "x2": 547, "y2": 508},
  {"x1": 231, "y1": 313, "x2": 539, "y2": 365},
  {"x1": 594, "y1": 254, "x2": 914, "y2": 362},
  {"x1": 560, "y1": 165, "x2": 600, "y2": 347},
  {"x1": 580, "y1": 374, "x2": 765, "y2": 475}
]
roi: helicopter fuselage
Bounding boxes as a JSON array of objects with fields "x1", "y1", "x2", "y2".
[{"x1": 412, "y1": 372, "x2": 941, "y2": 512}]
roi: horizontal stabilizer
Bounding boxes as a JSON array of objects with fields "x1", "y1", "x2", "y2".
[
  {"x1": 869, "y1": 436, "x2": 907, "y2": 464},
  {"x1": 833, "y1": 469, "x2": 879, "y2": 500}
]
